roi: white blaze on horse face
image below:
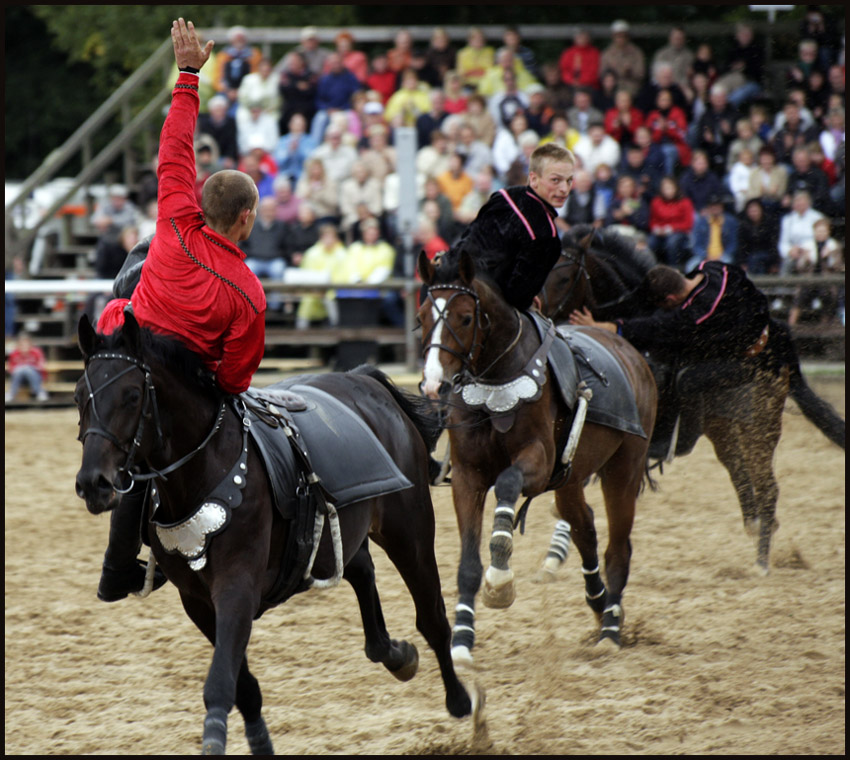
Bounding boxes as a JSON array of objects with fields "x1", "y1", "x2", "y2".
[{"x1": 422, "y1": 297, "x2": 447, "y2": 398}]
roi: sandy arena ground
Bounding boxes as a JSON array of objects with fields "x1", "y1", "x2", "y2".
[{"x1": 4, "y1": 377, "x2": 845, "y2": 755}]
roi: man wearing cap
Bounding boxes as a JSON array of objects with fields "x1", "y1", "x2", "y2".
[
  {"x1": 599, "y1": 20, "x2": 646, "y2": 97},
  {"x1": 94, "y1": 19, "x2": 267, "y2": 603},
  {"x1": 290, "y1": 26, "x2": 330, "y2": 79},
  {"x1": 91, "y1": 185, "x2": 140, "y2": 243},
  {"x1": 451, "y1": 142, "x2": 576, "y2": 312},
  {"x1": 213, "y1": 25, "x2": 262, "y2": 94}
]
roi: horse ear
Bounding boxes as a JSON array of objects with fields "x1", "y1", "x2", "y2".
[
  {"x1": 77, "y1": 314, "x2": 98, "y2": 360},
  {"x1": 417, "y1": 249, "x2": 435, "y2": 284},
  {"x1": 458, "y1": 249, "x2": 476, "y2": 285},
  {"x1": 122, "y1": 308, "x2": 143, "y2": 356},
  {"x1": 578, "y1": 230, "x2": 595, "y2": 252}
]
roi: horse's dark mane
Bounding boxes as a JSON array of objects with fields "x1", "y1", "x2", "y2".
[
  {"x1": 429, "y1": 245, "x2": 504, "y2": 297},
  {"x1": 97, "y1": 325, "x2": 215, "y2": 393},
  {"x1": 562, "y1": 224, "x2": 655, "y2": 287}
]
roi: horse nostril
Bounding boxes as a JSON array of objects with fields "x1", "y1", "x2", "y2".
[{"x1": 438, "y1": 381, "x2": 451, "y2": 398}]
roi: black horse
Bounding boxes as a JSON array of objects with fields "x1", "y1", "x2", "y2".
[
  {"x1": 538, "y1": 224, "x2": 845, "y2": 573},
  {"x1": 73, "y1": 312, "x2": 478, "y2": 755}
]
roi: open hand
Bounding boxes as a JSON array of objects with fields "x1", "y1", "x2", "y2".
[
  {"x1": 171, "y1": 18, "x2": 214, "y2": 70},
  {"x1": 569, "y1": 307, "x2": 596, "y2": 326}
]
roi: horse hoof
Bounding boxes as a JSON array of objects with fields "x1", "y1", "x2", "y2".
[
  {"x1": 482, "y1": 567, "x2": 515, "y2": 609},
  {"x1": 534, "y1": 567, "x2": 558, "y2": 584},
  {"x1": 201, "y1": 739, "x2": 226, "y2": 755},
  {"x1": 596, "y1": 630, "x2": 622, "y2": 650},
  {"x1": 754, "y1": 561, "x2": 770, "y2": 577},
  {"x1": 385, "y1": 640, "x2": 419, "y2": 682}
]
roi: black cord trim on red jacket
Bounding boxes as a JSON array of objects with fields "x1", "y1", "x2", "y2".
[
  {"x1": 170, "y1": 219, "x2": 261, "y2": 315},
  {"x1": 174, "y1": 83, "x2": 199, "y2": 92}
]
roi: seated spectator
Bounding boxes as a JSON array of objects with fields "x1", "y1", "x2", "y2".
[
  {"x1": 464, "y1": 94, "x2": 498, "y2": 147},
  {"x1": 487, "y1": 66, "x2": 530, "y2": 130},
  {"x1": 277, "y1": 50, "x2": 318, "y2": 132},
  {"x1": 786, "y1": 216, "x2": 845, "y2": 325},
  {"x1": 737, "y1": 198, "x2": 780, "y2": 274},
  {"x1": 456, "y1": 27, "x2": 495, "y2": 91},
  {"x1": 198, "y1": 94, "x2": 239, "y2": 169},
  {"x1": 436, "y1": 152, "x2": 475, "y2": 212},
  {"x1": 694, "y1": 82, "x2": 739, "y2": 177},
  {"x1": 214, "y1": 26, "x2": 262, "y2": 96},
  {"x1": 647, "y1": 176, "x2": 695, "y2": 268},
  {"x1": 416, "y1": 90, "x2": 449, "y2": 149},
  {"x1": 679, "y1": 149, "x2": 725, "y2": 213},
  {"x1": 560, "y1": 168, "x2": 606, "y2": 232},
  {"x1": 635, "y1": 61, "x2": 689, "y2": 115},
  {"x1": 605, "y1": 174, "x2": 650, "y2": 242},
  {"x1": 772, "y1": 87, "x2": 818, "y2": 135},
  {"x1": 807, "y1": 140, "x2": 838, "y2": 188},
  {"x1": 237, "y1": 57, "x2": 280, "y2": 120},
  {"x1": 498, "y1": 25, "x2": 540, "y2": 81},
  {"x1": 771, "y1": 99, "x2": 819, "y2": 167},
  {"x1": 727, "y1": 147, "x2": 757, "y2": 213},
  {"x1": 726, "y1": 117, "x2": 764, "y2": 168},
  {"x1": 359, "y1": 123, "x2": 397, "y2": 184},
  {"x1": 455, "y1": 122, "x2": 493, "y2": 177},
  {"x1": 285, "y1": 202, "x2": 320, "y2": 267},
  {"x1": 5, "y1": 332, "x2": 48, "y2": 403},
  {"x1": 558, "y1": 28, "x2": 601, "y2": 91},
  {"x1": 504, "y1": 130, "x2": 540, "y2": 187},
  {"x1": 748, "y1": 102, "x2": 773, "y2": 142},
  {"x1": 414, "y1": 216, "x2": 450, "y2": 263},
  {"x1": 784, "y1": 145, "x2": 833, "y2": 214},
  {"x1": 295, "y1": 223, "x2": 348, "y2": 328},
  {"x1": 685, "y1": 71, "x2": 712, "y2": 145},
  {"x1": 455, "y1": 166, "x2": 497, "y2": 227},
  {"x1": 787, "y1": 38, "x2": 826, "y2": 91},
  {"x1": 718, "y1": 22, "x2": 763, "y2": 108},
  {"x1": 274, "y1": 113, "x2": 317, "y2": 184},
  {"x1": 804, "y1": 68, "x2": 831, "y2": 124},
  {"x1": 541, "y1": 61, "x2": 573, "y2": 113},
  {"x1": 384, "y1": 68, "x2": 432, "y2": 127},
  {"x1": 651, "y1": 26, "x2": 694, "y2": 93},
  {"x1": 409, "y1": 46, "x2": 443, "y2": 90},
  {"x1": 688, "y1": 193, "x2": 738, "y2": 271},
  {"x1": 477, "y1": 48, "x2": 537, "y2": 98},
  {"x1": 338, "y1": 217, "x2": 396, "y2": 292},
  {"x1": 644, "y1": 88, "x2": 691, "y2": 175},
  {"x1": 619, "y1": 126, "x2": 666, "y2": 197},
  {"x1": 339, "y1": 160, "x2": 383, "y2": 242},
  {"x1": 419, "y1": 178, "x2": 456, "y2": 243},
  {"x1": 573, "y1": 121, "x2": 621, "y2": 176},
  {"x1": 524, "y1": 84, "x2": 554, "y2": 138},
  {"x1": 295, "y1": 158, "x2": 340, "y2": 224},
  {"x1": 386, "y1": 29, "x2": 415, "y2": 74},
  {"x1": 241, "y1": 151, "x2": 276, "y2": 199},
  {"x1": 426, "y1": 27, "x2": 458, "y2": 83},
  {"x1": 593, "y1": 69, "x2": 621, "y2": 113},
  {"x1": 604, "y1": 89, "x2": 644, "y2": 145},
  {"x1": 442, "y1": 70, "x2": 469, "y2": 115},
  {"x1": 691, "y1": 42, "x2": 718, "y2": 86},
  {"x1": 365, "y1": 51, "x2": 397, "y2": 105},
  {"x1": 282, "y1": 26, "x2": 330, "y2": 81},
  {"x1": 492, "y1": 112, "x2": 533, "y2": 181},
  {"x1": 538, "y1": 112, "x2": 580, "y2": 152},
  {"x1": 271, "y1": 175, "x2": 302, "y2": 225},
  {"x1": 746, "y1": 146, "x2": 788, "y2": 218},
  {"x1": 333, "y1": 31, "x2": 369, "y2": 83},
  {"x1": 799, "y1": 8, "x2": 842, "y2": 71},
  {"x1": 239, "y1": 197, "x2": 289, "y2": 310},
  {"x1": 237, "y1": 101, "x2": 280, "y2": 157},
  {"x1": 416, "y1": 129, "x2": 453, "y2": 181},
  {"x1": 311, "y1": 52, "x2": 364, "y2": 144},
  {"x1": 309, "y1": 125, "x2": 358, "y2": 184},
  {"x1": 592, "y1": 163, "x2": 617, "y2": 220},
  {"x1": 91, "y1": 184, "x2": 140, "y2": 243},
  {"x1": 778, "y1": 190, "x2": 825, "y2": 275},
  {"x1": 599, "y1": 20, "x2": 645, "y2": 97},
  {"x1": 567, "y1": 87, "x2": 604, "y2": 136}
]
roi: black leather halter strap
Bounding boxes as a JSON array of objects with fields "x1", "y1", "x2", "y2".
[{"x1": 421, "y1": 285, "x2": 486, "y2": 368}]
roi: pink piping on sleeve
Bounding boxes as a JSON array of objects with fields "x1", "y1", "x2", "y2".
[
  {"x1": 499, "y1": 189, "x2": 536, "y2": 240},
  {"x1": 694, "y1": 265, "x2": 728, "y2": 325}
]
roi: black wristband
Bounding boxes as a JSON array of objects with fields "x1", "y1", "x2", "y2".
[{"x1": 179, "y1": 66, "x2": 200, "y2": 74}]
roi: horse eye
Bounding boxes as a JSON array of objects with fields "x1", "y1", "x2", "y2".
[
  {"x1": 461, "y1": 314, "x2": 473, "y2": 327},
  {"x1": 124, "y1": 387, "x2": 142, "y2": 406}
]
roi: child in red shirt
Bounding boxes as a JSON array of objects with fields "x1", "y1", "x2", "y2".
[{"x1": 5, "y1": 333, "x2": 48, "y2": 402}]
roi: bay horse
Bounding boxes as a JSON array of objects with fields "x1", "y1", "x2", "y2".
[
  {"x1": 539, "y1": 224, "x2": 845, "y2": 573},
  {"x1": 416, "y1": 248, "x2": 657, "y2": 662},
  {"x1": 73, "y1": 312, "x2": 477, "y2": 755}
]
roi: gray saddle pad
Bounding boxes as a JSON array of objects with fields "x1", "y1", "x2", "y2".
[
  {"x1": 527, "y1": 313, "x2": 646, "y2": 438},
  {"x1": 245, "y1": 382, "x2": 413, "y2": 517}
]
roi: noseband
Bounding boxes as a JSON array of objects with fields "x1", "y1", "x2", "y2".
[{"x1": 79, "y1": 351, "x2": 227, "y2": 493}]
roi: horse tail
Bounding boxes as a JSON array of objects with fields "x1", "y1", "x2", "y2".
[
  {"x1": 349, "y1": 365, "x2": 446, "y2": 473},
  {"x1": 769, "y1": 319, "x2": 845, "y2": 450}
]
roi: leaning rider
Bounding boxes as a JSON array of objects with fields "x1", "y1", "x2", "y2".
[
  {"x1": 451, "y1": 143, "x2": 576, "y2": 312},
  {"x1": 569, "y1": 261, "x2": 772, "y2": 454},
  {"x1": 94, "y1": 19, "x2": 267, "y2": 602}
]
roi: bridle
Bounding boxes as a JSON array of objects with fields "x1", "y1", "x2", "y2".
[
  {"x1": 421, "y1": 283, "x2": 526, "y2": 384},
  {"x1": 79, "y1": 351, "x2": 226, "y2": 493}
]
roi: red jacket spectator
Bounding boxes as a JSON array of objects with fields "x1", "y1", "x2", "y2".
[
  {"x1": 6, "y1": 340, "x2": 47, "y2": 382},
  {"x1": 649, "y1": 194, "x2": 695, "y2": 233},
  {"x1": 645, "y1": 102, "x2": 692, "y2": 166},
  {"x1": 558, "y1": 31, "x2": 601, "y2": 90},
  {"x1": 98, "y1": 71, "x2": 266, "y2": 394},
  {"x1": 366, "y1": 53, "x2": 398, "y2": 104},
  {"x1": 604, "y1": 104, "x2": 644, "y2": 143}
]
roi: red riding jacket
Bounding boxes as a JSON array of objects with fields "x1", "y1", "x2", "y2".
[{"x1": 98, "y1": 72, "x2": 266, "y2": 394}]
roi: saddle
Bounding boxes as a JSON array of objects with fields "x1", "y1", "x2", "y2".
[{"x1": 240, "y1": 380, "x2": 413, "y2": 610}]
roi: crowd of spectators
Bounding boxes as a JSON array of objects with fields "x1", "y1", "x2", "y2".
[{"x1": 95, "y1": 16, "x2": 849, "y2": 329}]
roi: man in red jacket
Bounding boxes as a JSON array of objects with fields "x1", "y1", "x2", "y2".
[{"x1": 95, "y1": 18, "x2": 267, "y2": 602}]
